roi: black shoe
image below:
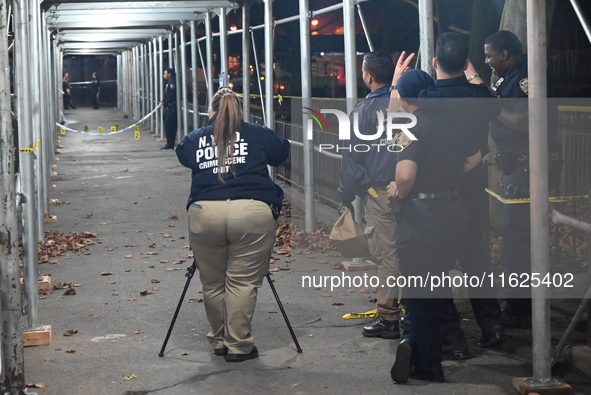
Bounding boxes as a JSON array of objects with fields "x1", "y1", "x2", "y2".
[
  {"x1": 160, "y1": 145, "x2": 174, "y2": 150},
  {"x1": 410, "y1": 362, "x2": 445, "y2": 382},
  {"x1": 224, "y1": 346, "x2": 259, "y2": 362},
  {"x1": 214, "y1": 346, "x2": 228, "y2": 356},
  {"x1": 478, "y1": 325, "x2": 506, "y2": 348},
  {"x1": 441, "y1": 344, "x2": 472, "y2": 361},
  {"x1": 390, "y1": 339, "x2": 413, "y2": 384},
  {"x1": 362, "y1": 317, "x2": 400, "y2": 339},
  {"x1": 71, "y1": 106, "x2": 77, "y2": 109},
  {"x1": 502, "y1": 311, "x2": 531, "y2": 329}
]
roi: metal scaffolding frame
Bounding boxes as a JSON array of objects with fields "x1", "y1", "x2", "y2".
[{"x1": 1, "y1": 0, "x2": 588, "y2": 392}]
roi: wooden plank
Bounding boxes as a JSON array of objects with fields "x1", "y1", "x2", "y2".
[{"x1": 23, "y1": 325, "x2": 52, "y2": 347}]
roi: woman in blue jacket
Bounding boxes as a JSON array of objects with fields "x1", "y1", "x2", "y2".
[{"x1": 176, "y1": 88, "x2": 290, "y2": 362}]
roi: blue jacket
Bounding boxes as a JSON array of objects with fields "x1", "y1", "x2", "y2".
[
  {"x1": 337, "y1": 86, "x2": 396, "y2": 203},
  {"x1": 176, "y1": 122, "x2": 290, "y2": 210}
]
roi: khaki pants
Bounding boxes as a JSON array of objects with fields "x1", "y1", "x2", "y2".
[
  {"x1": 188, "y1": 199, "x2": 276, "y2": 354},
  {"x1": 363, "y1": 188, "x2": 401, "y2": 321}
]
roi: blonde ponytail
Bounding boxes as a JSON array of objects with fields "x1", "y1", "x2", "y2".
[{"x1": 209, "y1": 88, "x2": 243, "y2": 181}]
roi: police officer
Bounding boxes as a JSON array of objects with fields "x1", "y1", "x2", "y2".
[
  {"x1": 388, "y1": 69, "x2": 481, "y2": 383},
  {"x1": 419, "y1": 32, "x2": 505, "y2": 352},
  {"x1": 482, "y1": 30, "x2": 559, "y2": 328},
  {"x1": 337, "y1": 52, "x2": 402, "y2": 339},
  {"x1": 62, "y1": 72, "x2": 76, "y2": 110},
  {"x1": 160, "y1": 68, "x2": 178, "y2": 149},
  {"x1": 91, "y1": 72, "x2": 100, "y2": 110}
]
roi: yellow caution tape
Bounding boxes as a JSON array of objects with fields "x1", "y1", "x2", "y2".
[
  {"x1": 342, "y1": 309, "x2": 378, "y2": 319},
  {"x1": 486, "y1": 188, "x2": 589, "y2": 204},
  {"x1": 19, "y1": 139, "x2": 40, "y2": 153},
  {"x1": 124, "y1": 374, "x2": 137, "y2": 380}
]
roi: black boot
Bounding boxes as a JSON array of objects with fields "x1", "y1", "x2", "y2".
[{"x1": 362, "y1": 317, "x2": 400, "y2": 339}]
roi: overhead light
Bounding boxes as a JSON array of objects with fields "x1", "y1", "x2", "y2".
[
  {"x1": 311, "y1": 19, "x2": 319, "y2": 27},
  {"x1": 230, "y1": 25, "x2": 237, "y2": 31}
]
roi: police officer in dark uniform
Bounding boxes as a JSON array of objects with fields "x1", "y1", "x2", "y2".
[
  {"x1": 419, "y1": 32, "x2": 505, "y2": 352},
  {"x1": 388, "y1": 69, "x2": 481, "y2": 383},
  {"x1": 62, "y1": 72, "x2": 76, "y2": 110},
  {"x1": 91, "y1": 72, "x2": 100, "y2": 110},
  {"x1": 160, "y1": 68, "x2": 178, "y2": 149},
  {"x1": 483, "y1": 30, "x2": 561, "y2": 328},
  {"x1": 337, "y1": 52, "x2": 402, "y2": 339}
]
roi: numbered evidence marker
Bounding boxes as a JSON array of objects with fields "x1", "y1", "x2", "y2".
[
  {"x1": 110, "y1": 126, "x2": 116, "y2": 133},
  {"x1": 60, "y1": 128, "x2": 66, "y2": 135},
  {"x1": 98, "y1": 127, "x2": 103, "y2": 134},
  {"x1": 115, "y1": 124, "x2": 120, "y2": 131},
  {"x1": 84, "y1": 125, "x2": 89, "y2": 132},
  {"x1": 134, "y1": 125, "x2": 140, "y2": 140}
]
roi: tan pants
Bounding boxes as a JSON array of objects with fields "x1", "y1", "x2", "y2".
[
  {"x1": 188, "y1": 199, "x2": 276, "y2": 354},
  {"x1": 363, "y1": 188, "x2": 401, "y2": 321}
]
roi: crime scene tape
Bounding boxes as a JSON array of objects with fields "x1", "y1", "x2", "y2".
[
  {"x1": 55, "y1": 104, "x2": 161, "y2": 136},
  {"x1": 485, "y1": 188, "x2": 589, "y2": 204},
  {"x1": 19, "y1": 139, "x2": 41, "y2": 153},
  {"x1": 342, "y1": 309, "x2": 378, "y2": 319}
]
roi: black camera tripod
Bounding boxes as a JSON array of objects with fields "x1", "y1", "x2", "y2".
[{"x1": 159, "y1": 260, "x2": 302, "y2": 357}]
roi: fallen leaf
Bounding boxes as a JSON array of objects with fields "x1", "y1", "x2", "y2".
[
  {"x1": 278, "y1": 267, "x2": 290, "y2": 270},
  {"x1": 332, "y1": 303, "x2": 344, "y2": 306},
  {"x1": 165, "y1": 268, "x2": 182, "y2": 271},
  {"x1": 146, "y1": 252, "x2": 159, "y2": 255},
  {"x1": 26, "y1": 383, "x2": 48, "y2": 388},
  {"x1": 181, "y1": 352, "x2": 189, "y2": 355},
  {"x1": 151, "y1": 279, "x2": 160, "y2": 283},
  {"x1": 128, "y1": 297, "x2": 139, "y2": 301},
  {"x1": 65, "y1": 350, "x2": 76, "y2": 354},
  {"x1": 101, "y1": 272, "x2": 113, "y2": 276},
  {"x1": 163, "y1": 234, "x2": 172, "y2": 238},
  {"x1": 169, "y1": 215, "x2": 179, "y2": 220},
  {"x1": 189, "y1": 298, "x2": 204, "y2": 303},
  {"x1": 63, "y1": 329, "x2": 78, "y2": 336},
  {"x1": 49, "y1": 259, "x2": 59, "y2": 264},
  {"x1": 160, "y1": 260, "x2": 169, "y2": 263},
  {"x1": 322, "y1": 293, "x2": 332, "y2": 297},
  {"x1": 133, "y1": 330, "x2": 143, "y2": 334},
  {"x1": 98, "y1": 222, "x2": 108, "y2": 225},
  {"x1": 64, "y1": 288, "x2": 76, "y2": 295},
  {"x1": 124, "y1": 255, "x2": 133, "y2": 258},
  {"x1": 83, "y1": 214, "x2": 93, "y2": 218},
  {"x1": 140, "y1": 289, "x2": 148, "y2": 295},
  {"x1": 269, "y1": 268, "x2": 279, "y2": 272}
]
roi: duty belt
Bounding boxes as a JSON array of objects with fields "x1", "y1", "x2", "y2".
[{"x1": 415, "y1": 190, "x2": 458, "y2": 199}]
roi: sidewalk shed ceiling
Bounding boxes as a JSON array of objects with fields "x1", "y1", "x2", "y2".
[{"x1": 42, "y1": 1, "x2": 239, "y2": 54}]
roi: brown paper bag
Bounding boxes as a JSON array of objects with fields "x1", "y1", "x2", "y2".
[{"x1": 329, "y1": 207, "x2": 370, "y2": 258}]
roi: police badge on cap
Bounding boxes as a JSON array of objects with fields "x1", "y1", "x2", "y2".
[{"x1": 519, "y1": 78, "x2": 529, "y2": 95}]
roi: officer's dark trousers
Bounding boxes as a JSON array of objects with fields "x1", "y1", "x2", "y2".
[
  {"x1": 456, "y1": 164, "x2": 502, "y2": 333},
  {"x1": 396, "y1": 198, "x2": 468, "y2": 373},
  {"x1": 164, "y1": 112, "x2": 178, "y2": 148},
  {"x1": 501, "y1": 166, "x2": 532, "y2": 316},
  {"x1": 91, "y1": 92, "x2": 99, "y2": 109}
]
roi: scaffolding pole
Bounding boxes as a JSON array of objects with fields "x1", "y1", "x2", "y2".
[
  {"x1": 242, "y1": 2, "x2": 251, "y2": 120},
  {"x1": 418, "y1": 0, "x2": 435, "y2": 77},
  {"x1": 264, "y1": 0, "x2": 274, "y2": 128},
  {"x1": 1, "y1": 0, "x2": 26, "y2": 391},
  {"x1": 190, "y1": 20, "x2": 198, "y2": 129},
  {"x1": 180, "y1": 23, "x2": 189, "y2": 137},
  {"x1": 300, "y1": 0, "x2": 315, "y2": 233},
  {"x1": 525, "y1": 0, "x2": 561, "y2": 390},
  {"x1": 13, "y1": 0, "x2": 41, "y2": 333},
  {"x1": 205, "y1": 13, "x2": 214, "y2": 105}
]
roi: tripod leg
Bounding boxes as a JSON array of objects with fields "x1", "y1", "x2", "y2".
[
  {"x1": 266, "y1": 273, "x2": 302, "y2": 353},
  {"x1": 159, "y1": 263, "x2": 196, "y2": 357}
]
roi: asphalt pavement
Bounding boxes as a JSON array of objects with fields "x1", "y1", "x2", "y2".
[{"x1": 23, "y1": 106, "x2": 591, "y2": 395}]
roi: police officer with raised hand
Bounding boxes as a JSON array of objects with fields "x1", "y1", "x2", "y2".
[
  {"x1": 160, "y1": 68, "x2": 178, "y2": 149},
  {"x1": 337, "y1": 52, "x2": 402, "y2": 339},
  {"x1": 419, "y1": 32, "x2": 505, "y2": 353},
  {"x1": 387, "y1": 69, "x2": 481, "y2": 383},
  {"x1": 481, "y1": 30, "x2": 562, "y2": 328}
]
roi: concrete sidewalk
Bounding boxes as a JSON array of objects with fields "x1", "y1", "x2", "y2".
[{"x1": 23, "y1": 106, "x2": 590, "y2": 394}]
